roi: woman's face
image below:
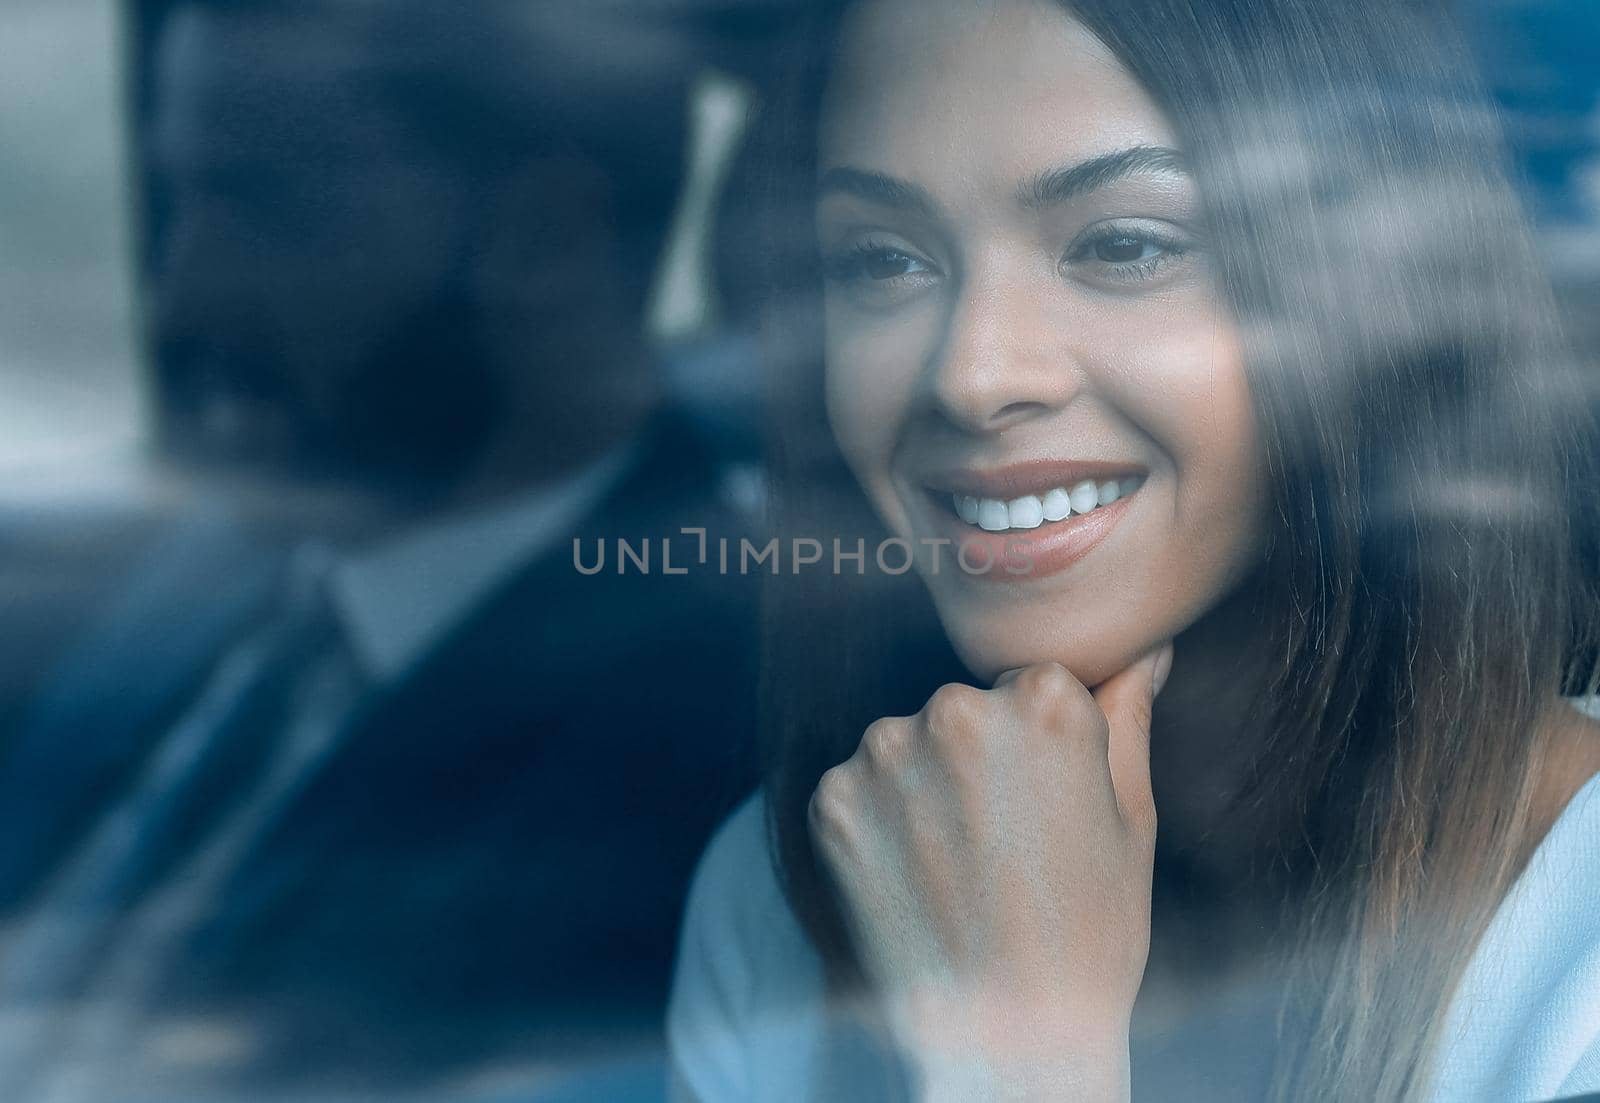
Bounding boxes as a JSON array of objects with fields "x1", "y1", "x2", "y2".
[{"x1": 818, "y1": 0, "x2": 1269, "y2": 686}]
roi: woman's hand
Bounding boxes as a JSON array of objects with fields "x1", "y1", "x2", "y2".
[{"x1": 808, "y1": 646, "x2": 1173, "y2": 1102}]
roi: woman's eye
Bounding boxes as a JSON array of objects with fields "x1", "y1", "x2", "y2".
[
  {"x1": 858, "y1": 249, "x2": 924, "y2": 280},
  {"x1": 1064, "y1": 223, "x2": 1193, "y2": 288},
  {"x1": 822, "y1": 242, "x2": 940, "y2": 305},
  {"x1": 1092, "y1": 235, "x2": 1162, "y2": 263}
]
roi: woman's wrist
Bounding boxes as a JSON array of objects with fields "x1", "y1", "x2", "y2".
[
  {"x1": 897, "y1": 999, "x2": 1131, "y2": 1103},
  {"x1": 910, "y1": 1039, "x2": 1130, "y2": 1103}
]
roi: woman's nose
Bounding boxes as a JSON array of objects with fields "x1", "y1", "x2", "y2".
[{"x1": 927, "y1": 274, "x2": 1082, "y2": 435}]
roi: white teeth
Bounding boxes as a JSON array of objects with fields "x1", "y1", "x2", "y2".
[
  {"x1": 952, "y1": 475, "x2": 1145, "y2": 532},
  {"x1": 1068, "y1": 480, "x2": 1099, "y2": 514},
  {"x1": 1007, "y1": 495, "x2": 1043, "y2": 529},
  {"x1": 977, "y1": 498, "x2": 1010, "y2": 531}
]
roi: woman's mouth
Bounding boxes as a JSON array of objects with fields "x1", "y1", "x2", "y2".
[
  {"x1": 951, "y1": 475, "x2": 1146, "y2": 532},
  {"x1": 916, "y1": 461, "x2": 1148, "y2": 580}
]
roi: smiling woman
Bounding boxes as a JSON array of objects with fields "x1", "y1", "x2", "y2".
[
  {"x1": 814, "y1": 5, "x2": 1264, "y2": 688},
  {"x1": 667, "y1": 0, "x2": 1600, "y2": 1101}
]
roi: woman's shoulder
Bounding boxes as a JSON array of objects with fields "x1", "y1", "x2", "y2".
[
  {"x1": 686, "y1": 792, "x2": 784, "y2": 917},
  {"x1": 1434, "y1": 768, "x2": 1600, "y2": 1101},
  {"x1": 675, "y1": 792, "x2": 816, "y2": 978},
  {"x1": 667, "y1": 790, "x2": 828, "y2": 1102}
]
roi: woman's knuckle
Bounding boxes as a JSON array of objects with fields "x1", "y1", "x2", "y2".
[
  {"x1": 862, "y1": 717, "x2": 910, "y2": 768},
  {"x1": 923, "y1": 682, "x2": 982, "y2": 735},
  {"x1": 1014, "y1": 663, "x2": 1087, "y2": 725},
  {"x1": 1021, "y1": 661, "x2": 1072, "y2": 697},
  {"x1": 1019, "y1": 662, "x2": 1062, "y2": 700},
  {"x1": 808, "y1": 765, "x2": 854, "y2": 836}
]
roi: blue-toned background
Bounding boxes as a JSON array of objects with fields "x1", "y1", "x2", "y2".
[{"x1": 0, "y1": 2, "x2": 1593, "y2": 1100}]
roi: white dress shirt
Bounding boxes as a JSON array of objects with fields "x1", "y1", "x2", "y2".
[{"x1": 668, "y1": 719, "x2": 1600, "y2": 1102}]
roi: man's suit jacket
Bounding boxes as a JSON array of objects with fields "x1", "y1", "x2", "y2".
[{"x1": 0, "y1": 410, "x2": 761, "y2": 1098}]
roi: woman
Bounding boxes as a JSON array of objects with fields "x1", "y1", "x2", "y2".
[{"x1": 669, "y1": 0, "x2": 1600, "y2": 1099}]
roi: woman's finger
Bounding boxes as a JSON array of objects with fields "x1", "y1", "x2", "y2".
[
  {"x1": 1091, "y1": 642, "x2": 1173, "y2": 831},
  {"x1": 992, "y1": 667, "x2": 1029, "y2": 689}
]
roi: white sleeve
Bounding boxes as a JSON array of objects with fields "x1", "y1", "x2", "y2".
[
  {"x1": 666, "y1": 792, "x2": 827, "y2": 1103},
  {"x1": 1432, "y1": 770, "x2": 1600, "y2": 1102},
  {"x1": 1557, "y1": 1033, "x2": 1600, "y2": 1099}
]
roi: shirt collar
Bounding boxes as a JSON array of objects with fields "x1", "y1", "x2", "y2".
[{"x1": 326, "y1": 443, "x2": 637, "y2": 683}]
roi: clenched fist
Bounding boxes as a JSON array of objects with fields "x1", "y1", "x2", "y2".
[{"x1": 808, "y1": 646, "x2": 1174, "y2": 1102}]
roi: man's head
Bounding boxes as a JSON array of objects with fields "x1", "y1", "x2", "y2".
[{"x1": 143, "y1": 0, "x2": 687, "y2": 508}]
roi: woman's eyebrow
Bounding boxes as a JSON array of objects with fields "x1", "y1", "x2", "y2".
[
  {"x1": 816, "y1": 146, "x2": 1187, "y2": 217},
  {"x1": 816, "y1": 167, "x2": 939, "y2": 219},
  {"x1": 1018, "y1": 145, "x2": 1189, "y2": 208}
]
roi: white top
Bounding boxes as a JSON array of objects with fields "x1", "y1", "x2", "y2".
[{"x1": 668, "y1": 768, "x2": 1600, "y2": 1102}]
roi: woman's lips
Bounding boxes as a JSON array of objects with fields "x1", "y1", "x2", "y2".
[
  {"x1": 922, "y1": 458, "x2": 1145, "y2": 500},
  {"x1": 915, "y1": 467, "x2": 1145, "y2": 581}
]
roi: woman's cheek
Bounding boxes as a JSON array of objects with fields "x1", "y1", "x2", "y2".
[
  {"x1": 824, "y1": 325, "x2": 917, "y2": 520},
  {"x1": 1113, "y1": 318, "x2": 1268, "y2": 594}
]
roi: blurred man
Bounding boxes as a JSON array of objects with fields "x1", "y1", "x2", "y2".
[{"x1": 0, "y1": 2, "x2": 759, "y2": 1098}]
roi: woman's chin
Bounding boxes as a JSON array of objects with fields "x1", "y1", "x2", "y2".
[{"x1": 945, "y1": 624, "x2": 1141, "y2": 691}]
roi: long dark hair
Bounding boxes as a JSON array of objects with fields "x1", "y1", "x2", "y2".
[{"x1": 740, "y1": 1, "x2": 1600, "y2": 1099}]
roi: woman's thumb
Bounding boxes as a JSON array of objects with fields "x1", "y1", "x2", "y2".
[{"x1": 1093, "y1": 642, "x2": 1174, "y2": 828}]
